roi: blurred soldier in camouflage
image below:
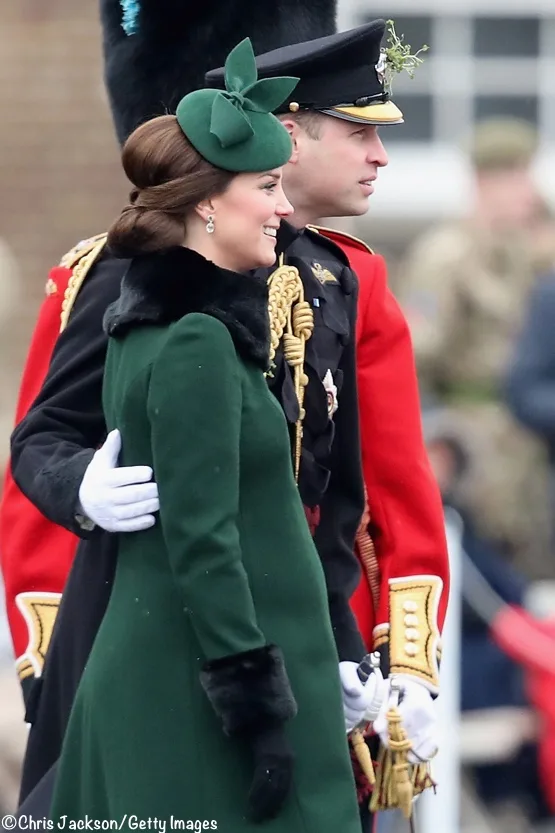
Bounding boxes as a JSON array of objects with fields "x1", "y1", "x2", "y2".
[{"x1": 397, "y1": 117, "x2": 552, "y2": 578}]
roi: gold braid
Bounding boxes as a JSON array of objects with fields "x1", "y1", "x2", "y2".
[
  {"x1": 59, "y1": 235, "x2": 108, "y2": 332},
  {"x1": 267, "y1": 255, "x2": 314, "y2": 480}
]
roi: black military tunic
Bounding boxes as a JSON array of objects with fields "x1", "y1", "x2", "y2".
[
  {"x1": 11, "y1": 222, "x2": 365, "y2": 808},
  {"x1": 268, "y1": 224, "x2": 366, "y2": 662}
]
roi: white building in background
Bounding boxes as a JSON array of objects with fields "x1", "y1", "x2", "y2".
[{"x1": 336, "y1": 0, "x2": 555, "y2": 221}]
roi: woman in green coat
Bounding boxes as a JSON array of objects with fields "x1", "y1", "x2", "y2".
[{"x1": 50, "y1": 39, "x2": 361, "y2": 833}]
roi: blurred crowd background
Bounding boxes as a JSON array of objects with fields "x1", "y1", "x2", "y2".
[{"x1": 1, "y1": 1, "x2": 555, "y2": 830}]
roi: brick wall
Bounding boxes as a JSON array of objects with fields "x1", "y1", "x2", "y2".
[{"x1": 0, "y1": 0, "x2": 127, "y2": 458}]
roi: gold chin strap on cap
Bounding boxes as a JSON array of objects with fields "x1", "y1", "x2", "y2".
[{"x1": 267, "y1": 254, "x2": 314, "y2": 480}]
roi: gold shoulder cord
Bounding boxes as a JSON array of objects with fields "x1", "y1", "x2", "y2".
[
  {"x1": 59, "y1": 234, "x2": 108, "y2": 332},
  {"x1": 267, "y1": 255, "x2": 314, "y2": 480}
]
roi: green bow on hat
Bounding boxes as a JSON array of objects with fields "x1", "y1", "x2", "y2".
[{"x1": 176, "y1": 38, "x2": 299, "y2": 172}]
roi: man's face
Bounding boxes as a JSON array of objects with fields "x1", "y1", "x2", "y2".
[
  {"x1": 476, "y1": 165, "x2": 539, "y2": 230},
  {"x1": 283, "y1": 114, "x2": 389, "y2": 221}
]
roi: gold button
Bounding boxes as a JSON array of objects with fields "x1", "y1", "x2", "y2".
[
  {"x1": 405, "y1": 628, "x2": 420, "y2": 641},
  {"x1": 404, "y1": 614, "x2": 418, "y2": 627},
  {"x1": 289, "y1": 102, "x2": 300, "y2": 113},
  {"x1": 404, "y1": 643, "x2": 418, "y2": 657},
  {"x1": 403, "y1": 601, "x2": 418, "y2": 613}
]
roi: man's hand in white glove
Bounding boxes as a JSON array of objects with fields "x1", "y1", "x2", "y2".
[
  {"x1": 373, "y1": 676, "x2": 438, "y2": 763},
  {"x1": 77, "y1": 429, "x2": 159, "y2": 533},
  {"x1": 339, "y1": 661, "x2": 386, "y2": 733}
]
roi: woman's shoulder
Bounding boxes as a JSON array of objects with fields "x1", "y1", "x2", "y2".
[
  {"x1": 145, "y1": 312, "x2": 247, "y2": 403},
  {"x1": 155, "y1": 312, "x2": 240, "y2": 370},
  {"x1": 170, "y1": 311, "x2": 236, "y2": 345}
]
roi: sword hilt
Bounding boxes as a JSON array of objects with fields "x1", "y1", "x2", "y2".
[{"x1": 356, "y1": 651, "x2": 381, "y2": 684}]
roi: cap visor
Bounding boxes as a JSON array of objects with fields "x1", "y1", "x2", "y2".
[{"x1": 324, "y1": 100, "x2": 404, "y2": 125}]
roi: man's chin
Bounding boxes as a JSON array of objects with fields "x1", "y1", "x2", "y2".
[
  {"x1": 322, "y1": 199, "x2": 371, "y2": 220},
  {"x1": 343, "y1": 198, "x2": 371, "y2": 219}
]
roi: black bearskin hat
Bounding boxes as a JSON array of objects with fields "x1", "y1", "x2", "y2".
[{"x1": 100, "y1": 0, "x2": 337, "y2": 146}]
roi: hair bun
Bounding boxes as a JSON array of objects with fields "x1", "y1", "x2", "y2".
[
  {"x1": 106, "y1": 115, "x2": 235, "y2": 258},
  {"x1": 107, "y1": 204, "x2": 184, "y2": 258}
]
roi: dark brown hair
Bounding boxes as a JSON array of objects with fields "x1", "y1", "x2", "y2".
[
  {"x1": 107, "y1": 115, "x2": 235, "y2": 257},
  {"x1": 281, "y1": 110, "x2": 324, "y2": 140}
]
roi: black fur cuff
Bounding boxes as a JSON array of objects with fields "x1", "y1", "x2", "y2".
[{"x1": 200, "y1": 645, "x2": 297, "y2": 737}]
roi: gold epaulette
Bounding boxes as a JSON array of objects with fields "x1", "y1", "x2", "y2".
[
  {"x1": 59, "y1": 233, "x2": 108, "y2": 332},
  {"x1": 306, "y1": 224, "x2": 375, "y2": 255},
  {"x1": 59, "y1": 233, "x2": 108, "y2": 269}
]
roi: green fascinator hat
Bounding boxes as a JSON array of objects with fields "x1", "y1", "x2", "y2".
[{"x1": 176, "y1": 38, "x2": 299, "y2": 172}]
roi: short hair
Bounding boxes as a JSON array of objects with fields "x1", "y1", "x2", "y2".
[{"x1": 280, "y1": 110, "x2": 324, "y2": 140}]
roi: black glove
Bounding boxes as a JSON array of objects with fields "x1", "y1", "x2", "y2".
[
  {"x1": 200, "y1": 645, "x2": 297, "y2": 822},
  {"x1": 247, "y1": 723, "x2": 294, "y2": 822}
]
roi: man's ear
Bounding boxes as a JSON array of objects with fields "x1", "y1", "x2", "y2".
[{"x1": 279, "y1": 118, "x2": 300, "y2": 164}]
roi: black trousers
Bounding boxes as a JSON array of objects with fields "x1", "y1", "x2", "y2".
[
  {"x1": 359, "y1": 802, "x2": 376, "y2": 833},
  {"x1": 17, "y1": 762, "x2": 57, "y2": 819}
]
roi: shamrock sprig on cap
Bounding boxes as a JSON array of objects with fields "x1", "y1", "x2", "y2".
[{"x1": 377, "y1": 19, "x2": 429, "y2": 93}]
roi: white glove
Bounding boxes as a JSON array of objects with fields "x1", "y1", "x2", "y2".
[
  {"x1": 77, "y1": 429, "x2": 159, "y2": 533},
  {"x1": 339, "y1": 661, "x2": 387, "y2": 733},
  {"x1": 373, "y1": 676, "x2": 438, "y2": 764}
]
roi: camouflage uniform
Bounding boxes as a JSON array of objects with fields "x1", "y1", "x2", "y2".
[{"x1": 398, "y1": 219, "x2": 551, "y2": 578}]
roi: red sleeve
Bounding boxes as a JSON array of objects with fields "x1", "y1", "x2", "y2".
[
  {"x1": 307, "y1": 228, "x2": 449, "y2": 688},
  {"x1": 354, "y1": 252, "x2": 449, "y2": 692},
  {"x1": 0, "y1": 266, "x2": 79, "y2": 680},
  {"x1": 356, "y1": 254, "x2": 449, "y2": 623}
]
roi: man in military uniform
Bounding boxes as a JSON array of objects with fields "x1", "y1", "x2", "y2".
[
  {"x1": 3, "y1": 0, "x2": 343, "y2": 756},
  {"x1": 3, "y1": 6, "x2": 448, "y2": 826},
  {"x1": 397, "y1": 117, "x2": 551, "y2": 579}
]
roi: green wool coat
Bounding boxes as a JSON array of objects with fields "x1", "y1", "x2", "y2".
[{"x1": 50, "y1": 247, "x2": 361, "y2": 833}]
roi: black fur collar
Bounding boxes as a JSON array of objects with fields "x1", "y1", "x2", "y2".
[{"x1": 104, "y1": 246, "x2": 270, "y2": 370}]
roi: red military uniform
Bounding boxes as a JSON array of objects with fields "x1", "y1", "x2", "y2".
[
  {"x1": 1, "y1": 229, "x2": 449, "y2": 701},
  {"x1": 0, "y1": 236, "x2": 105, "y2": 688},
  {"x1": 317, "y1": 227, "x2": 449, "y2": 694}
]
